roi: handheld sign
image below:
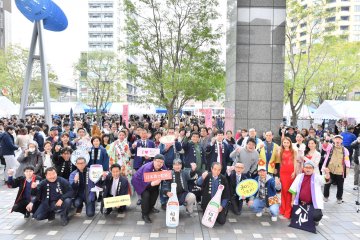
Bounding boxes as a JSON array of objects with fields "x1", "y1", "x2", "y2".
[
  {"x1": 89, "y1": 164, "x2": 104, "y2": 198},
  {"x1": 71, "y1": 149, "x2": 90, "y2": 166},
  {"x1": 143, "y1": 170, "x2": 172, "y2": 182},
  {"x1": 137, "y1": 148, "x2": 160, "y2": 157},
  {"x1": 236, "y1": 179, "x2": 259, "y2": 199},
  {"x1": 77, "y1": 139, "x2": 92, "y2": 152},
  {"x1": 160, "y1": 135, "x2": 175, "y2": 145},
  {"x1": 166, "y1": 183, "x2": 179, "y2": 228},
  {"x1": 103, "y1": 194, "x2": 131, "y2": 209},
  {"x1": 202, "y1": 184, "x2": 224, "y2": 228}
]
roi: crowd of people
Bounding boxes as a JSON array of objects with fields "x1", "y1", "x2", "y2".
[{"x1": 0, "y1": 113, "x2": 359, "y2": 229}]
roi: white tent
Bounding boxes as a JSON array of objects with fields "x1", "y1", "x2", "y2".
[
  {"x1": 283, "y1": 103, "x2": 312, "y2": 119},
  {"x1": 108, "y1": 102, "x2": 156, "y2": 115},
  {"x1": 0, "y1": 96, "x2": 18, "y2": 117},
  {"x1": 312, "y1": 100, "x2": 360, "y2": 122},
  {"x1": 27, "y1": 102, "x2": 86, "y2": 115}
]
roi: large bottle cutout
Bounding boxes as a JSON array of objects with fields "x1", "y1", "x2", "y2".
[
  {"x1": 201, "y1": 184, "x2": 224, "y2": 228},
  {"x1": 166, "y1": 183, "x2": 179, "y2": 227}
]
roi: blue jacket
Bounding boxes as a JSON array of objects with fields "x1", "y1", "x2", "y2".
[
  {"x1": 206, "y1": 142, "x2": 232, "y2": 174},
  {"x1": 88, "y1": 146, "x2": 109, "y2": 171},
  {"x1": 159, "y1": 141, "x2": 182, "y2": 168},
  {"x1": 33, "y1": 132, "x2": 44, "y2": 152},
  {"x1": 0, "y1": 132, "x2": 18, "y2": 156},
  {"x1": 131, "y1": 139, "x2": 156, "y2": 170},
  {"x1": 69, "y1": 168, "x2": 96, "y2": 202},
  {"x1": 341, "y1": 131, "x2": 357, "y2": 147},
  {"x1": 251, "y1": 175, "x2": 279, "y2": 200},
  {"x1": 182, "y1": 141, "x2": 206, "y2": 169}
]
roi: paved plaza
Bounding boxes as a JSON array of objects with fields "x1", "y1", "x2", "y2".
[{"x1": 0, "y1": 169, "x2": 359, "y2": 240}]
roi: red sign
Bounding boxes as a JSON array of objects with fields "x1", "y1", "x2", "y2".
[
  {"x1": 123, "y1": 104, "x2": 129, "y2": 127},
  {"x1": 143, "y1": 170, "x2": 172, "y2": 182},
  {"x1": 204, "y1": 109, "x2": 212, "y2": 128}
]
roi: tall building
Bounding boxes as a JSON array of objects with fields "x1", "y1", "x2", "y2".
[
  {"x1": 288, "y1": 0, "x2": 360, "y2": 50},
  {"x1": 0, "y1": 0, "x2": 11, "y2": 50},
  {"x1": 80, "y1": 0, "x2": 138, "y2": 103}
]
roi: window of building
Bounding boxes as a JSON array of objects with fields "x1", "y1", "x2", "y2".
[
  {"x1": 326, "y1": 7, "x2": 336, "y2": 13},
  {"x1": 300, "y1": 40, "x2": 306, "y2": 46},
  {"x1": 300, "y1": 32, "x2": 306, "y2": 36},
  {"x1": 341, "y1": 16, "x2": 349, "y2": 20},
  {"x1": 326, "y1": 17, "x2": 336, "y2": 22},
  {"x1": 353, "y1": 35, "x2": 360, "y2": 41},
  {"x1": 355, "y1": 5, "x2": 360, "y2": 12},
  {"x1": 341, "y1": 6, "x2": 349, "y2": 11},
  {"x1": 326, "y1": 0, "x2": 336, "y2": 3},
  {"x1": 300, "y1": 23, "x2": 307, "y2": 28},
  {"x1": 353, "y1": 25, "x2": 360, "y2": 30},
  {"x1": 355, "y1": 15, "x2": 360, "y2": 21},
  {"x1": 340, "y1": 25, "x2": 349, "y2": 30},
  {"x1": 325, "y1": 26, "x2": 335, "y2": 31}
]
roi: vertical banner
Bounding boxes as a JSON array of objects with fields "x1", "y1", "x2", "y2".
[
  {"x1": 224, "y1": 108, "x2": 235, "y2": 133},
  {"x1": 204, "y1": 109, "x2": 212, "y2": 128},
  {"x1": 123, "y1": 104, "x2": 129, "y2": 127}
]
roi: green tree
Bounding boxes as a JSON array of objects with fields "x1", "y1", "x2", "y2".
[
  {"x1": 285, "y1": 0, "x2": 335, "y2": 125},
  {"x1": 123, "y1": 0, "x2": 225, "y2": 127},
  {"x1": 75, "y1": 51, "x2": 122, "y2": 123},
  {"x1": 0, "y1": 45, "x2": 58, "y2": 104},
  {"x1": 309, "y1": 40, "x2": 360, "y2": 105}
]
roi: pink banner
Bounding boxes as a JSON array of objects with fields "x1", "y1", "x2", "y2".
[
  {"x1": 204, "y1": 109, "x2": 212, "y2": 128},
  {"x1": 123, "y1": 104, "x2": 129, "y2": 127},
  {"x1": 144, "y1": 170, "x2": 172, "y2": 182}
]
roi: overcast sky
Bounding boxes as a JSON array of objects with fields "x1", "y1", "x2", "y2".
[{"x1": 10, "y1": 0, "x2": 226, "y2": 87}]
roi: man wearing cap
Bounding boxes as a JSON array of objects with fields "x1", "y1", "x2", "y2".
[
  {"x1": 131, "y1": 154, "x2": 167, "y2": 223},
  {"x1": 289, "y1": 160, "x2": 330, "y2": 226},
  {"x1": 46, "y1": 126, "x2": 59, "y2": 146},
  {"x1": 162, "y1": 159, "x2": 197, "y2": 216},
  {"x1": 248, "y1": 162, "x2": 281, "y2": 222},
  {"x1": 322, "y1": 135, "x2": 350, "y2": 204}
]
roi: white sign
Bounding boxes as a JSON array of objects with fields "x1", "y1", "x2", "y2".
[
  {"x1": 89, "y1": 164, "x2": 104, "y2": 183},
  {"x1": 71, "y1": 150, "x2": 90, "y2": 165},
  {"x1": 137, "y1": 148, "x2": 160, "y2": 157}
]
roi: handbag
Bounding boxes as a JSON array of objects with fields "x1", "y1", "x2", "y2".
[{"x1": 268, "y1": 195, "x2": 280, "y2": 206}]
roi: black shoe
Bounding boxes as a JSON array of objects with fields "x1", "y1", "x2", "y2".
[
  {"x1": 354, "y1": 187, "x2": 359, "y2": 190},
  {"x1": 232, "y1": 211, "x2": 241, "y2": 216},
  {"x1": 76, "y1": 207, "x2": 82, "y2": 214},
  {"x1": 117, "y1": 207, "x2": 125, "y2": 213},
  {"x1": 104, "y1": 209, "x2": 112, "y2": 215},
  {"x1": 48, "y1": 212, "x2": 55, "y2": 221},
  {"x1": 24, "y1": 212, "x2": 30, "y2": 218},
  {"x1": 151, "y1": 208, "x2": 160, "y2": 213},
  {"x1": 161, "y1": 204, "x2": 166, "y2": 210},
  {"x1": 136, "y1": 199, "x2": 142, "y2": 205},
  {"x1": 61, "y1": 217, "x2": 69, "y2": 226},
  {"x1": 142, "y1": 215, "x2": 152, "y2": 223}
]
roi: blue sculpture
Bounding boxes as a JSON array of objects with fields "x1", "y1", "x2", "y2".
[
  {"x1": 15, "y1": 0, "x2": 68, "y2": 32},
  {"x1": 17, "y1": 0, "x2": 68, "y2": 125}
]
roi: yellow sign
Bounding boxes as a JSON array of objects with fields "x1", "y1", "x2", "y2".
[
  {"x1": 236, "y1": 179, "x2": 259, "y2": 198},
  {"x1": 103, "y1": 195, "x2": 131, "y2": 208}
]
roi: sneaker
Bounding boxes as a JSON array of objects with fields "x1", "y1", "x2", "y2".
[
  {"x1": 354, "y1": 187, "x2": 359, "y2": 190},
  {"x1": 75, "y1": 207, "x2": 82, "y2": 215},
  {"x1": 256, "y1": 212, "x2": 263, "y2": 217},
  {"x1": 24, "y1": 212, "x2": 30, "y2": 219},
  {"x1": 323, "y1": 197, "x2": 329, "y2": 202},
  {"x1": 315, "y1": 221, "x2": 319, "y2": 226},
  {"x1": 61, "y1": 217, "x2": 69, "y2": 226},
  {"x1": 337, "y1": 199, "x2": 343, "y2": 204},
  {"x1": 151, "y1": 208, "x2": 160, "y2": 213},
  {"x1": 161, "y1": 204, "x2": 167, "y2": 210},
  {"x1": 136, "y1": 199, "x2": 142, "y2": 205},
  {"x1": 271, "y1": 216, "x2": 277, "y2": 222}
]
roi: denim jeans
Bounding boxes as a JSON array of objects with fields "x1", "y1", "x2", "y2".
[{"x1": 250, "y1": 198, "x2": 279, "y2": 217}]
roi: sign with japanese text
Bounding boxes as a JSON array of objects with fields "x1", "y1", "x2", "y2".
[
  {"x1": 137, "y1": 148, "x2": 160, "y2": 157},
  {"x1": 123, "y1": 104, "x2": 129, "y2": 127},
  {"x1": 143, "y1": 170, "x2": 172, "y2": 182},
  {"x1": 103, "y1": 194, "x2": 131, "y2": 208},
  {"x1": 236, "y1": 179, "x2": 259, "y2": 198}
]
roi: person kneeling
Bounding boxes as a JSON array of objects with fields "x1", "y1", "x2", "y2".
[
  {"x1": 69, "y1": 157, "x2": 96, "y2": 217},
  {"x1": 7, "y1": 166, "x2": 41, "y2": 218},
  {"x1": 289, "y1": 160, "x2": 330, "y2": 226},
  {"x1": 31, "y1": 167, "x2": 73, "y2": 226},
  {"x1": 248, "y1": 164, "x2": 281, "y2": 222},
  {"x1": 99, "y1": 163, "x2": 129, "y2": 215},
  {"x1": 197, "y1": 162, "x2": 230, "y2": 225},
  {"x1": 227, "y1": 162, "x2": 248, "y2": 215},
  {"x1": 162, "y1": 159, "x2": 197, "y2": 217}
]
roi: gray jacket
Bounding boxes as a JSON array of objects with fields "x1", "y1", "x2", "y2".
[{"x1": 230, "y1": 147, "x2": 259, "y2": 175}]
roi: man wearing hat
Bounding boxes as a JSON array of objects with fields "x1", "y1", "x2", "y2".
[
  {"x1": 248, "y1": 161, "x2": 281, "y2": 222},
  {"x1": 46, "y1": 126, "x2": 59, "y2": 146},
  {"x1": 131, "y1": 154, "x2": 167, "y2": 223},
  {"x1": 289, "y1": 160, "x2": 330, "y2": 227},
  {"x1": 322, "y1": 135, "x2": 350, "y2": 204}
]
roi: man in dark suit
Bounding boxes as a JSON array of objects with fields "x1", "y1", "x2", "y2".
[
  {"x1": 99, "y1": 163, "x2": 129, "y2": 215},
  {"x1": 228, "y1": 162, "x2": 247, "y2": 215},
  {"x1": 131, "y1": 129, "x2": 156, "y2": 171},
  {"x1": 206, "y1": 131, "x2": 231, "y2": 174}
]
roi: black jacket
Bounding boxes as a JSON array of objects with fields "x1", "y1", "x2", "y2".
[
  {"x1": 34, "y1": 177, "x2": 73, "y2": 203},
  {"x1": 228, "y1": 170, "x2": 247, "y2": 196},
  {"x1": 0, "y1": 132, "x2": 18, "y2": 156},
  {"x1": 351, "y1": 139, "x2": 360, "y2": 165}
]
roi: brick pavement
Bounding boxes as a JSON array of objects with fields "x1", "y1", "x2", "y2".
[{"x1": 0, "y1": 168, "x2": 359, "y2": 240}]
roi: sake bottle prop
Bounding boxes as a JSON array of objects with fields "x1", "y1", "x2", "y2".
[
  {"x1": 166, "y1": 183, "x2": 180, "y2": 227},
  {"x1": 201, "y1": 184, "x2": 224, "y2": 228}
]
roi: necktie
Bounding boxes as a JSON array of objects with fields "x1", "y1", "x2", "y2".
[
  {"x1": 219, "y1": 143, "x2": 223, "y2": 165},
  {"x1": 142, "y1": 141, "x2": 145, "y2": 147},
  {"x1": 236, "y1": 175, "x2": 240, "y2": 185}
]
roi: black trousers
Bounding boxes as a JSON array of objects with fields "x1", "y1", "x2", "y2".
[
  {"x1": 323, "y1": 173, "x2": 344, "y2": 200},
  {"x1": 345, "y1": 146, "x2": 353, "y2": 163},
  {"x1": 141, "y1": 186, "x2": 159, "y2": 215},
  {"x1": 313, "y1": 209, "x2": 323, "y2": 222},
  {"x1": 230, "y1": 195, "x2": 244, "y2": 214},
  {"x1": 202, "y1": 204, "x2": 228, "y2": 225}
]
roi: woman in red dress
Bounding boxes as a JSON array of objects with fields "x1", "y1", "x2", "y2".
[{"x1": 278, "y1": 137, "x2": 297, "y2": 219}]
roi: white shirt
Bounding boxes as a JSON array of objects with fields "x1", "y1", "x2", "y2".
[
  {"x1": 111, "y1": 178, "x2": 120, "y2": 196},
  {"x1": 216, "y1": 142, "x2": 222, "y2": 163}
]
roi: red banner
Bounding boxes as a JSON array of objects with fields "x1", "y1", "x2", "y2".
[
  {"x1": 123, "y1": 104, "x2": 129, "y2": 127},
  {"x1": 204, "y1": 109, "x2": 212, "y2": 128},
  {"x1": 143, "y1": 170, "x2": 172, "y2": 182}
]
